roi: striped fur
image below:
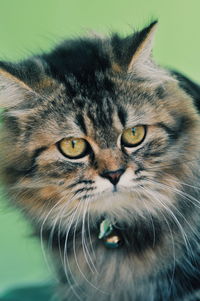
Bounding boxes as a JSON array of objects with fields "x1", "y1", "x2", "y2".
[{"x1": 1, "y1": 22, "x2": 200, "y2": 300}]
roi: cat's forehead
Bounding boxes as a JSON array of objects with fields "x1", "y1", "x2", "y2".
[
  {"x1": 40, "y1": 34, "x2": 166, "y2": 126},
  {"x1": 47, "y1": 76, "x2": 164, "y2": 144},
  {"x1": 63, "y1": 75, "x2": 164, "y2": 125}
]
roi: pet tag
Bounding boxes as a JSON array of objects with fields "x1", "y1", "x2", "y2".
[
  {"x1": 99, "y1": 219, "x2": 122, "y2": 248},
  {"x1": 103, "y1": 235, "x2": 122, "y2": 248},
  {"x1": 98, "y1": 219, "x2": 113, "y2": 239}
]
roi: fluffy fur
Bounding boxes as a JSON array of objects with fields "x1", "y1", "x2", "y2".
[{"x1": 1, "y1": 21, "x2": 200, "y2": 300}]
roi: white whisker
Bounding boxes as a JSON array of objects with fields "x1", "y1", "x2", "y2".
[
  {"x1": 40, "y1": 198, "x2": 65, "y2": 277},
  {"x1": 143, "y1": 180, "x2": 196, "y2": 261},
  {"x1": 63, "y1": 202, "x2": 84, "y2": 301},
  {"x1": 73, "y1": 200, "x2": 106, "y2": 294},
  {"x1": 148, "y1": 179, "x2": 200, "y2": 236},
  {"x1": 81, "y1": 199, "x2": 98, "y2": 274},
  {"x1": 87, "y1": 200, "x2": 97, "y2": 263},
  {"x1": 139, "y1": 185, "x2": 176, "y2": 296}
]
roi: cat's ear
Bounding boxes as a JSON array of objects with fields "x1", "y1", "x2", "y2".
[
  {"x1": 0, "y1": 66, "x2": 35, "y2": 109},
  {"x1": 127, "y1": 21, "x2": 157, "y2": 73},
  {"x1": 111, "y1": 21, "x2": 171, "y2": 83}
]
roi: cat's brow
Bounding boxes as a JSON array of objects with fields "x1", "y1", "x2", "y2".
[
  {"x1": 74, "y1": 113, "x2": 87, "y2": 135},
  {"x1": 117, "y1": 106, "x2": 127, "y2": 127}
]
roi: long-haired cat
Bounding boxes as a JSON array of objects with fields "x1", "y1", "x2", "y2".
[{"x1": 0, "y1": 21, "x2": 200, "y2": 300}]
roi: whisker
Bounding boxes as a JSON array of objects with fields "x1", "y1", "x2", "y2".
[
  {"x1": 143, "y1": 157, "x2": 200, "y2": 172},
  {"x1": 144, "y1": 180, "x2": 197, "y2": 261},
  {"x1": 139, "y1": 185, "x2": 176, "y2": 297},
  {"x1": 40, "y1": 197, "x2": 65, "y2": 277},
  {"x1": 63, "y1": 202, "x2": 84, "y2": 301},
  {"x1": 57, "y1": 182, "x2": 94, "y2": 269},
  {"x1": 141, "y1": 196, "x2": 156, "y2": 248},
  {"x1": 148, "y1": 179, "x2": 200, "y2": 224},
  {"x1": 73, "y1": 200, "x2": 106, "y2": 294},
  {"x1": 56, "y1": 196, "x2": 80, "y2": 269},
  {"x1": 47, "y1": 199, "x2": 77, "y2": 257},
  {"x1": 155, "y1": 170, "x2": 200, "y2": 191},
  {"x1": 86, "y1": 200, "x2": 97, "y2": 263},
  {"x1": 81, "y1": 199, "x2": 98, "y2": 274}
]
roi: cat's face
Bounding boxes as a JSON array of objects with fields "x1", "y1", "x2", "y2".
[
  {"x1": 0, "y1": 22, "x2": 200, "y2": 235},
  {"x1": 1, "y1": 74, "x2": 199, "y2": 228}
]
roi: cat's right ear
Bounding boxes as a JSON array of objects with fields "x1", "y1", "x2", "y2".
[{"x1": 0, "y1": 67, "x2": 35, "y2": 109}]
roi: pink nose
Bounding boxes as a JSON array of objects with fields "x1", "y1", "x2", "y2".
[{"x1": 100, "y1": 168, "x2": 125, "y2": 185}]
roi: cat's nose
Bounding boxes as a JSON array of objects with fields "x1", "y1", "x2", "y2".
[{"x1": 100, "y1": 168, "x2": 125, "y2": 186}]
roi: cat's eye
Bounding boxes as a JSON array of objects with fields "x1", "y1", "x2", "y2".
[
  {"x1": 57, "y1": 137, "x2": 90, "y2": 159},
  {"x1": 121, "y1": 125, "x2": 146, "y2": 148}
]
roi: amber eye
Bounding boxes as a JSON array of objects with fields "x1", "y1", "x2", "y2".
[
  {"x1": 121, "y1": 125, "x2": 146, "y2": 147},
  {"x1": 57, "y1": 137, "x2": 90, "y2": 159}
]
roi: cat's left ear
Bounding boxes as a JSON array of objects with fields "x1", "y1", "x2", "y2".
[
  {"x1": 127, "y1": 21, "x2": 172, "y2": 82},
  {"x1": 127, "y1": 21, "x2": 157, "y2": 74},
  {"x1": 111, "y1": 21, "x2": 171, "y2": 83}
]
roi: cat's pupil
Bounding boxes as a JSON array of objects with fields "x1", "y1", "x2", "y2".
[
  {"x1": 131, "y1": 128, "x2": 136, "y2": 136},
  {"x1": 71, "y1": 140, "x2": 76, "y2": 148}
]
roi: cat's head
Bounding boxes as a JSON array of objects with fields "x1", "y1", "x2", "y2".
[{"x1": 0, "y1": 21, "x2": 199, "y2": 235}]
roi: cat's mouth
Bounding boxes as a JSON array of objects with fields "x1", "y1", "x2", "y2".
[
  {"x1": 91, "y1": 183, "x2": 141, "y2": 202},
  {"x1": 88, "y1": 186, "x2": 154, "y2": 220}
]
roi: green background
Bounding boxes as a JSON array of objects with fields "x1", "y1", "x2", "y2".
[{"x1": 0, "y1": 0, "x2": 200, "y2": 294}]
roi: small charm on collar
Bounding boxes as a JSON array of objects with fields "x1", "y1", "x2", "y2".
[
  {"x1": 98, "y1": 219, "x2": 113, "y2": 239},
  {"x1": 98, "y1": 219, "x2": 122, "y2": 249},
  {"x1": 103, "y1": 235, "x2": 122, "y2": 249}
]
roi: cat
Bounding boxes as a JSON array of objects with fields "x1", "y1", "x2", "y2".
[{"x1": 0, "y1": 20, "x2": 200, "y2": 301}]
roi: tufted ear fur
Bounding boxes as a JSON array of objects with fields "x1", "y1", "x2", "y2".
[
  {"x1": 0, "y1": 68, "x2": 36, "y2": 109},
  {"x1": 111, "y1": 21, "x2": 173, "y2": 83},
  {"x1": 128, "y1": 21, "x2": 173, "y2": 83},
  {"x1": 127, "y1": 21, "x2": 158, "y2": 72}
]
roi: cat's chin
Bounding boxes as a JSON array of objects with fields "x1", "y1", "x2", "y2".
[{"x1": 88, "y1": 188, "x2": 158, "y2": 223}]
